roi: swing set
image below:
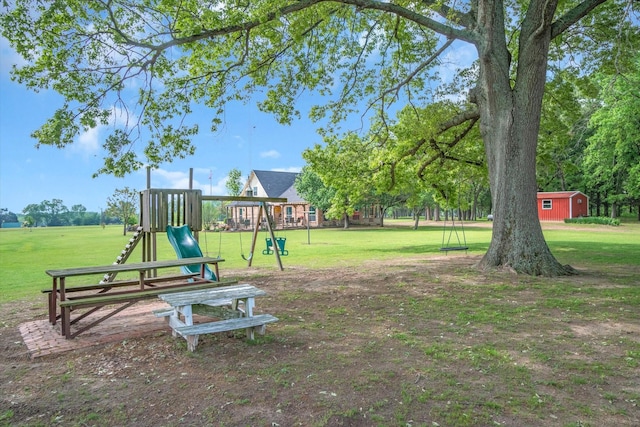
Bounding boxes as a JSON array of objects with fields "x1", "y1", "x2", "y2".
[
  {"x1": 439, "y1": 193, "x2": 469, "y2": 254},
  {"x1": 137, "y1": 167, "x2": 288, "y2": 272},
  {"x1": 201, "y1": 195, "x2": 288, "y2": 270}
]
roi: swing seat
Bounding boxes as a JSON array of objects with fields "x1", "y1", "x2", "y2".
[
  {"x1": 439, "y1": 246, "x2": 469, "y2": 252},
  {"x1": 262, "y1": 237, "x2": 288, "y2": 256}
]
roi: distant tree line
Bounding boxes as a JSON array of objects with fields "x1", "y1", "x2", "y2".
[
  {"x1": 1, "y1": 199, "x2": 128, "y2": 227},
  {"x1": 0, "y1": 208, "x2": 19, "y2": 225}
]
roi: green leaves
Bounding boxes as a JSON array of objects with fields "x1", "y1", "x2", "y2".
[
  {"x1": 584, "y1": 54, "x2": 640, "y2": 209},
  {"x1": 32, "y1": 107, "x2": 78, "y2": 149},
  {"x1": 1, "y1": 0, "x2": 452, "y2": 177},
  {"x1": 301, "y1": 99, "x2": 485, "y2": 220}
]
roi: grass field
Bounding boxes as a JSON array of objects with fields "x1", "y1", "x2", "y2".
[
  {"x1": 1, "y1": 219, "x2": 638, "y2": 302},
  {"x1": 1, "y1": 219, "x2": 640, "y2": 426}
]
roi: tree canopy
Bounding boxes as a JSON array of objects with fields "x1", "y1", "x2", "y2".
[
  {"x1": 583, "y1": 54, "x2": 640, "y2": 218},
  {"x1": 225, "y1": 168, "x2": 244, "y2": 197},
  {"x1": 106, "y1": 187, "x2": 139, "y2": 235},
  {"x1": 1, "y1": 0, "x2": 637, "y2": 275}
]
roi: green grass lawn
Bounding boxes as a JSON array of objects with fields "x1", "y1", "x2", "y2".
[
  {"x1": 1, "y1": 220, "x2": 638, "y2": 303},
  {"x1": 1, "y1": 220, "x2": 639, "y2": 426}
]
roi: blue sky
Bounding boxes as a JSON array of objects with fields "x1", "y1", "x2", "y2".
[
  {"x1": 0, "y1": 40, "x2": 322, "y2": 214},
  {"x1": 0, "y1": 33, "x2": 475, "y2": 215}
]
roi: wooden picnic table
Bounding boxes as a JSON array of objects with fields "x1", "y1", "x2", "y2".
[
  {"x1": 156, "y1": 284, "x2": 278, "y2": 351},
  {"x1": 45, "y1": 257, "x2": 225, "y2": 338}
]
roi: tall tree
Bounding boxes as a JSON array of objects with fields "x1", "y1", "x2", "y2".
[
  {"x1": 21, "y1": 204, "x2": 44, "y2": 227},
  {"x1": 106, "y1": 187, "x2": 139, "y2": 236},
  {"x1": 70, "y1": 204, "x2": 87, "y2": 226},
  {"x1": 305, "y1": 133, "x2": 373, "y2": 228},
  {"x1": 294, "y1": 167, "x2": 335, "y2": 215},
  {"x1": 1, "y1": 0, "x2": 637, "y2": 274},
  {"x1": 225, "y1": 168, "x2": 244, "y2": 197},
  {"x1": 536, "y1": 72, "x2": 597, "y2": 192},
  {"x1": 22, "y1": 199, "x2": 69, "y2": 226}
]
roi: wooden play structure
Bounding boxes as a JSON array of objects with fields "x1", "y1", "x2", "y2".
[
  {"x1": 123, "y1": 168, "x2": 288, "y2": 272},
  {"x1": 44, "y1": 167, "x2": 285, "y2": 341}
]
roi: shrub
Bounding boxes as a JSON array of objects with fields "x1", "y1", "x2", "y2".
[{"x1": 564, "y1": 216, "x2": 620, "y2": 226}]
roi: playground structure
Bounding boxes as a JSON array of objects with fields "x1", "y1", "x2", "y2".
[{"x1": 108, "y1": 168, "x2": 288, "y2": 276}]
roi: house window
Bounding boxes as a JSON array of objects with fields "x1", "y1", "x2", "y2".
[
  {"x1": 577, "y1": 199, "x2": 583, "y2": 204},
  {"x1": 308, "y1": 207, "x2": 316, "y2": 222},
  {"x1": 253, "y1": 186, "x2": 258, "y2": 197},
  {"x1": 542, "y1": 199, "x2": 552, "y2": 210}
]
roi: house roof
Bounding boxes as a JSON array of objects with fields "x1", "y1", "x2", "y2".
[
  {"x1": 537, "y1": 191, "x2": 586, "y2": 199},
  {"x1": 253, "y1": 170, "x2": 300, "y2": 198},
  {"x1": 280, "y1": 184, "x2": 305, "y2": 203}
]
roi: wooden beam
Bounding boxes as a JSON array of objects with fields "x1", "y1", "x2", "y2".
[{"x1": 202, "y1": 195, "x2": 287, "y2": 203}]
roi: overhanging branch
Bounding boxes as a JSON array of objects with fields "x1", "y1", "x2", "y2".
[{"x1": 551, "y1": 0, "x2": 608, "y2": 38}]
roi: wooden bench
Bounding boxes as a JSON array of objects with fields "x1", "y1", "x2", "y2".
[
  {"x1": 45, "y1": 257, "x2": 227, "y2": 339},
  {"x1": 174, "y1": 314, "x2": 278, "y2": 352}
]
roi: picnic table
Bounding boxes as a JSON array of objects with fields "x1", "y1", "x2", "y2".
[
  {"x1": 155, "y1": 284, "x2": 278, "y2": 351},
  {"x1": 45, "y1": 257, "x2": 227, "y2": 339}
]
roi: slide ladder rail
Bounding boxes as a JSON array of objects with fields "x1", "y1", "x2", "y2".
[{"x1": 100, "y1": 226, "x2": 144, "y2": 284}]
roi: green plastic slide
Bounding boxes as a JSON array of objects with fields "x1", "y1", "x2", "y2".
[{"x1": 166, "y1": 225, "x2": 217, "y2": 281}]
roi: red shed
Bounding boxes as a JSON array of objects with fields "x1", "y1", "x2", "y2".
[{"x1": 537, "y1": 191, "x2": 589, "y2": 221}]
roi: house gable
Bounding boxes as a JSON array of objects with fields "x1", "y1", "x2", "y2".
[{"x1": 248, "y1": 170, "x2": 299, "y2": 198}]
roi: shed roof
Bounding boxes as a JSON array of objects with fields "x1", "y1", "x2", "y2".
[{"x1": 537, "y1": 191, "x2": 585, "y2": 199}]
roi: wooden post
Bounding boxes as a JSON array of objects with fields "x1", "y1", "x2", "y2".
[
  {"x1": 263, "y1": 202, "x2": 283, "y2": 271},
  {"x1": 247, "y1": 204, "x2": 263, "y2": 267}
]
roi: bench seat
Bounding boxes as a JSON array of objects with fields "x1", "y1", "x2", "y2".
[{"x1": 173, "y1": 314, "x2": 279, "y2": 351}]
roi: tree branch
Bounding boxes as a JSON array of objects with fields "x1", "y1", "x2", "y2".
[
  {"x1": 338, "y1": 0, "x2": 476, "y2": 43},
  {"x1": 551, "y1": 0, "x2": 608, "y2": 39},
  {"x1": 372, "y1": 37, "x2": 456, "y2": 107},
  {"x1": 417, "y1": 116, "x2": 481, "y2": 178}
]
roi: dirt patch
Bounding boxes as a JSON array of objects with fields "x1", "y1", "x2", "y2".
[{"x1": 2, "y1": 255, "x2": 639, "y2": 426}]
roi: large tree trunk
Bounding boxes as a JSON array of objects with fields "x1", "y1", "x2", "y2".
[{"x1": 473, "y1": 0, "x2": 574, "y2": 276}]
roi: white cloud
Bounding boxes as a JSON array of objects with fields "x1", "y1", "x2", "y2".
[
  {"x1": 438, "y1": 42, "x2": 477, "y2": 84},
  {"x1": 272, "y1": 166, "x2": 302, "y2": 173},
  {"x1": 152, "y1": 168, "x2": 192, "y2": 189},
  {"x1": 233, "y1": 135, "x2": 245, "y2": 148},
  {"x1": 260, "y1": 149, "x2": 281, "y2": 159},
  {"x1": 71, "y1": 106, "x2": 139, "y2": 156},
  {"x1": 0, "y1": 36, "x2": 27, "y2": 75},
  {"x1": 76, "y1": 126, "x2": 101, "y2": 153},
  {"x1": 150, "y1": 168, "x2": 229, "y2": 196}
]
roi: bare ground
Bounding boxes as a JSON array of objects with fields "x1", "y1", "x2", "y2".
[{"x1": 2, "y1": 254, "x2": 639, "y2": 426}]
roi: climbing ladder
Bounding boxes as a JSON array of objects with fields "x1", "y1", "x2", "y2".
[{"x1": 100, "y1": 226, "x2": 144, "y2": 284}]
